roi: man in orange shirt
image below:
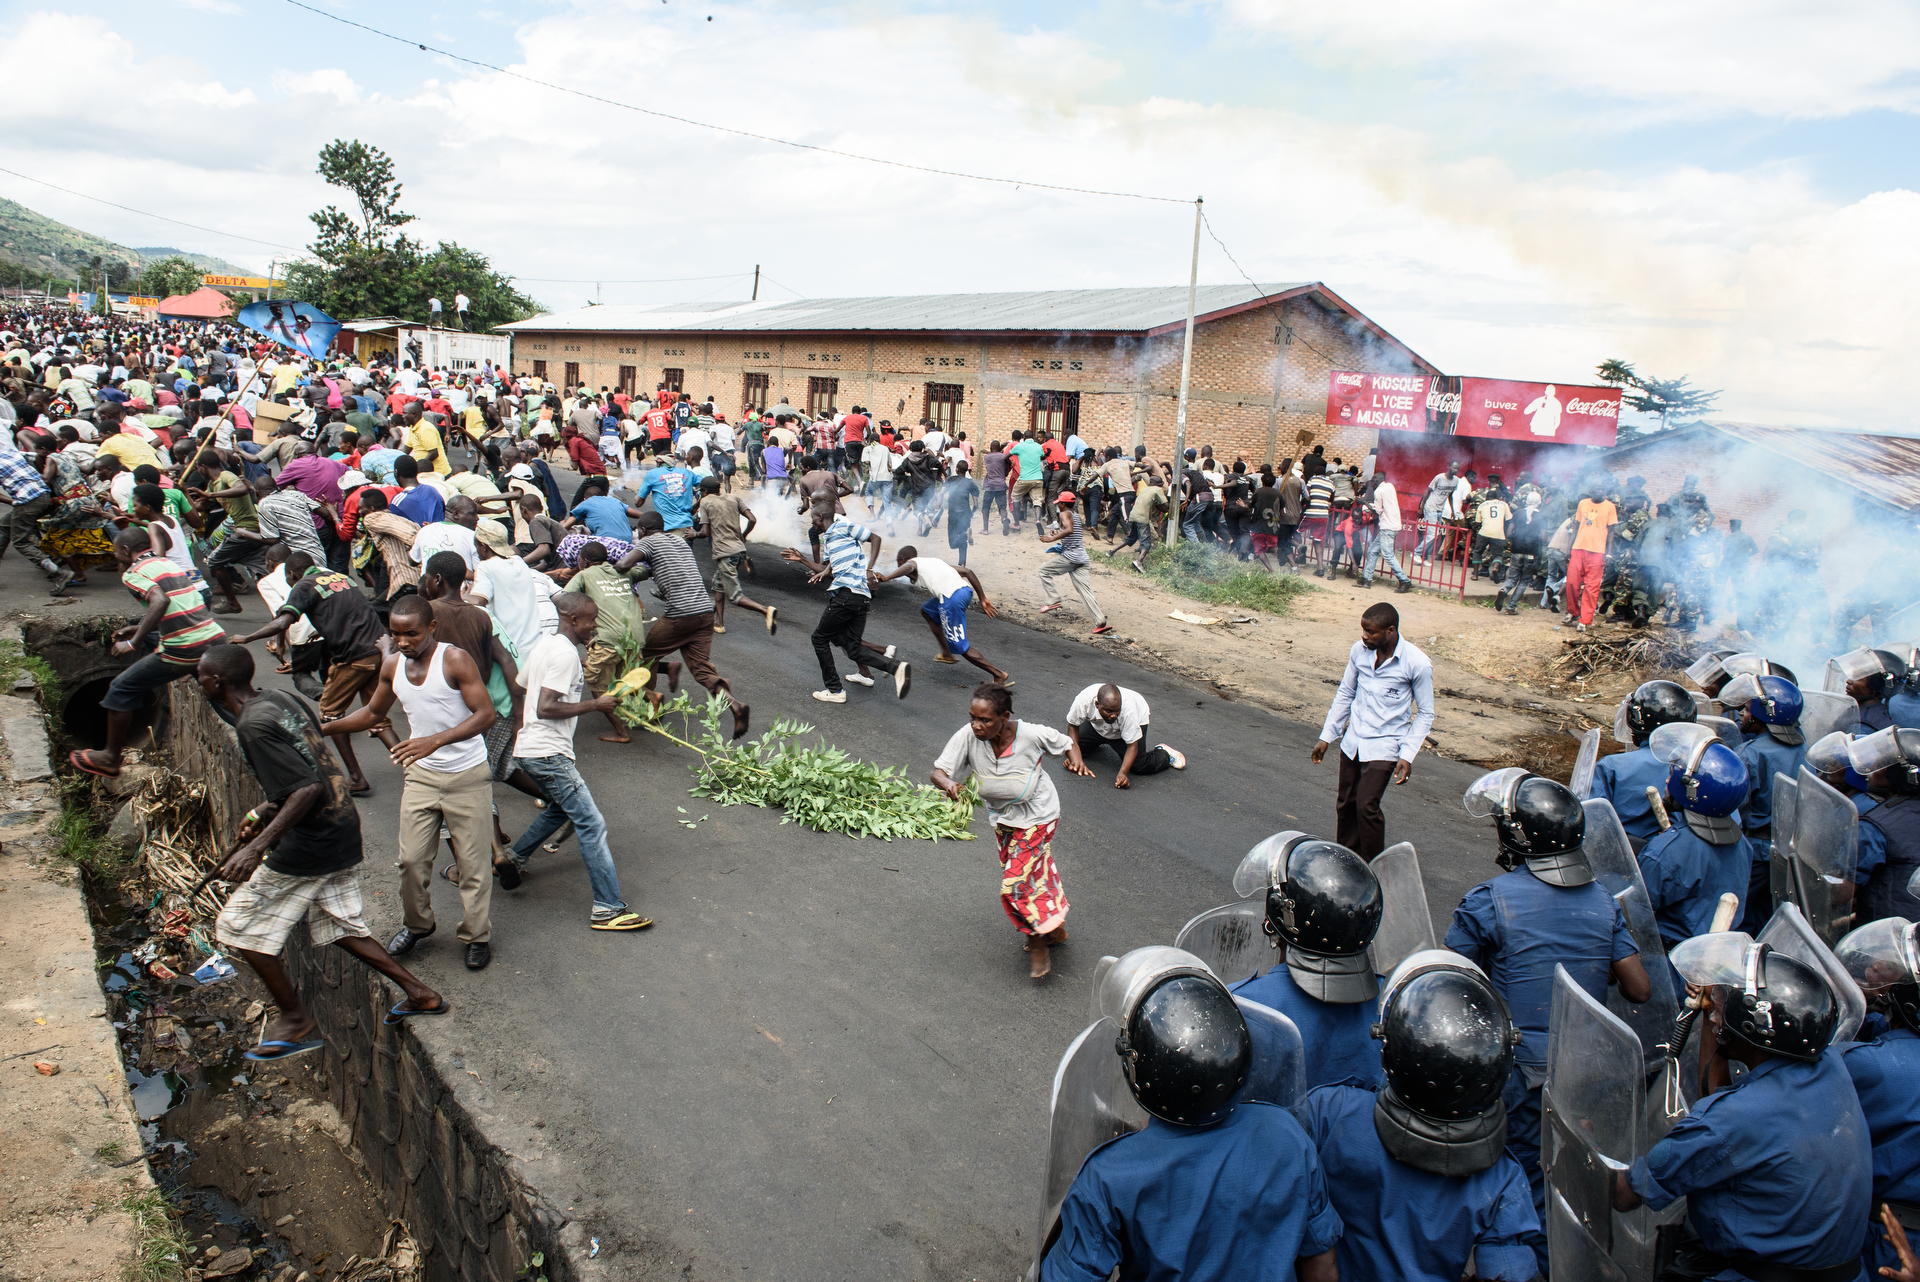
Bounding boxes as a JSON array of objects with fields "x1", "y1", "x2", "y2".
[{"x1": 1564, "y1": 481, "x2": 1616, "y2": 631}]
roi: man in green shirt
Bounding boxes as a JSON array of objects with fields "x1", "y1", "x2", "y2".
[
  {"x1": 1008, "y1": 430, "x2": 1046, "y2": 527},
  {"x1": 190, "y1": 455, "x2": 266, "y2": 613},
  {"x1": 568, "y1": 541, "x2": 646, "y2": 744}
]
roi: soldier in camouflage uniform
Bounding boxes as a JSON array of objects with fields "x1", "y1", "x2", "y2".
[
  {"x1": 1600, "y1": 494, "x2": 1654, "y2": 623},
  {"x1": 1667, "y1": 503, "x2": 1718, "y2": 631}
]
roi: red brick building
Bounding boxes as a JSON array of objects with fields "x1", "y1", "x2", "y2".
[{"x1": 497, "y1": 285, "x2": 1437, "y2": 466}]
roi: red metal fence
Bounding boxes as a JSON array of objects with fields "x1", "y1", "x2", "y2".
[{"x1": 1395, "y1": 519, "x2": 1469, "y2": 599}]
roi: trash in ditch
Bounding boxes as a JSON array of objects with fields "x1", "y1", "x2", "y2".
[
  {"x1": 193, "y1": 953, "x2": 237, "y2": 987},
  {"x1": 148, "y1": 960, "x2": 179, "y2": 981},
  {"x1": 590, "y1": 1238, "x2": 601, "y2": 1258}
]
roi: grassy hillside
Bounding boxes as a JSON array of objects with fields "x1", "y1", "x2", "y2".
[{"x1": 0, "y1": 197, "x2": 257, "y2": 282}]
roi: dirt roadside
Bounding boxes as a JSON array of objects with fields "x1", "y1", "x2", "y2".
[{"x1": 834, "y1": 505, "x2": 1642, "y2": 770}]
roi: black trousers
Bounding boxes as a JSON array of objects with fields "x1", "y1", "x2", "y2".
[
  {"x1": 1335, "y1": 751, "x2": 1396, "y2": 859},
  {"x1": 1080, "y1": 733, "x2": 1171, "y2": 775},
  {"x1": 812, "y1": 589, "x2": 901, "y2": 693}
]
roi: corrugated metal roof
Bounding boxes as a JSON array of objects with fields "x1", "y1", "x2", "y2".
[
  {"x1": 498, "y1": 284, "x2": 1311, "y2": 335},
  {"x1": 1604, "y1": 420, "x2": 1920, "y2": 511}
]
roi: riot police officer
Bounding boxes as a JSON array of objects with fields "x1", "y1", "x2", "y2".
[
  {"x1": 1293, "y1": 950, "x2": 1540, "y2": 1282},
  {"x1": 1837, "y1": 917, "x2": 1920, "y2": 1281},
  {"x1": 1849, "y1": 728, "x2": 1920, "y2": 924},
  {"x1": 1037, "y1": 948, "x2": 1341, "y2": 1282},
  {"x1": 1639, "y1": 723, "x2": 1755, "y2": 973},
  {"x1": 1615, "y1": 931, "x2": 1873, "y2": 1279},
  {"x1": 1886, "y1": 645, "x2": 1920, "y2": 730},
  {"x1": 1831, "y1": 647, "x2": 1908, "y2": 733},
  {"x1": 1445, "y1": 768, "x2": 1652, "y2": 1268},
  {"x1": 1597, "y1": 680, "x2": 1699, "y2": 849},
  {"x1": 1731, "y1": 673, "x2": 1808, "y2": 931}
]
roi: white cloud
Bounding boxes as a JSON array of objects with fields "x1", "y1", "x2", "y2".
[
  {"x1": 1210, "y1": 0, "x2": 1920, "y2": 120},
  {"x1": 177, "y1": 0, "x2": 243, "y2": 14},
  {"x1": 7, "y1": 1, "x2": 1915, "y2": 428}
]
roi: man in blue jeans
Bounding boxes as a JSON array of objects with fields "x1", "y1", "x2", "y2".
[{"x1": 506, "y1": 592, "x2": 653, "y2": 932}]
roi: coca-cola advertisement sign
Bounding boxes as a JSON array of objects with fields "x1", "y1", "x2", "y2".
[
  {"x1": 1324, "y1": 370, "x2": 1431, "y2": 431},
  {"x1": 1453, "y1": 378, "x2": 1621, "y2": 446}
]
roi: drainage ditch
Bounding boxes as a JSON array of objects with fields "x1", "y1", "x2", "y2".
[{"x1": 26, "y1": 616, "x2": 576, "y2": 1282}]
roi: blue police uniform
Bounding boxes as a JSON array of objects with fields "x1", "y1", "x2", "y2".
[
  {"x1": 1231, "y1": 965, "x2": 1382, "y2": 1091},
  {"x1": 1862, "y1": 795, "x2": 1920, "y2": 925},
  {"x1": 1630, "y1": 1052, "x2": 1872, "y2": 1281},
  {"x1": 1860, "y1": 702, "x2": 1896, "y2": 734},
  {"x1": 1841, "y1": 1026, "x2": 1920, "y2": 1281},
  {"x1": 1594, "y1": 745, "x2": 1670, "y2": 844},
  {"x1": 1740, "y1": 732, "x2": 1807, "y2": 932},
  {"x1": 1293, "y1": 1082, "x2": 1538, "y2": 1282},
  {"x1": 1044, "y1": 1101, "x2": 1343, "y2": 1282},
  {"x1": 1889, "y1": 690, "x2": 1920, "y2": 730},
  {"x1": 1636, "y1": 825, "x2": 1754, "y2": 976},
  {"x1": 1855, "y1": 793, "x2": 1888, "y2": 909},
  {"x1": 1445, "y1": 865, "x2": 1638, "y2": 1274}
]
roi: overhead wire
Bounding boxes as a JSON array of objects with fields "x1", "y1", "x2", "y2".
[
  {"x1": 511, "y1": 271, "x2": 756, "y2": 284},
  {"x1": 1202, "y1": 209, "x2": 1339, "y2": 367},
  {"x1": 281, "y1": 0, "x2": 1188, "y2": 206},
  {"x1": 0, "y1": 164, "x2": 305, "y2": 254}
]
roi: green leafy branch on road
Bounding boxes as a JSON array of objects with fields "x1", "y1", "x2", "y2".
[
  {"x1": 611, "y1": 669, "x2": 978, "y2": 841},
  {"x1": 1131, "y1": 542, "x2": 1315, "y2": 616}
]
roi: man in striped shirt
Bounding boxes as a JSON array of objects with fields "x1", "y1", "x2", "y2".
[
  {"x1": 71, "y1": 527, "x2": 229, "y2": 779},
  {"x1": 616, "y1": 511, "x2": 751, "y2": 740},
  {"x1": 782, "y1": 508, "x2": 910, "y2": 704}
]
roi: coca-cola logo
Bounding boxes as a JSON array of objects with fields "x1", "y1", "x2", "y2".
[
  {"x1": 1565, "y1": 397, "x2": 1620, "y2": 418},
  {"x1": 1426, "y1": 390, "x2": 1462, "y2": 414},
  {"x1": 1335, "y1": 372, "x2": 1364, "y2": 387},
  {"x1": 1487, "y1": 411, "x2": 1505, "y2": 430}
]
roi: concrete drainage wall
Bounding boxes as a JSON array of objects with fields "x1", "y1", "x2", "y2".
[{"x1": 165, "y1": 685, "x2": 583, "y2": 1282}]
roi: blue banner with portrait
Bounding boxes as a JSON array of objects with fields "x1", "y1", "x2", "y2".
[{"x1": 235, "y1": 300, "x2": 341, "y2": 360}]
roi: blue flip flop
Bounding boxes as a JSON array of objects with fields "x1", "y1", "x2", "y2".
[
  {"x1": 243, "y1": 1038, "x2": 325, "y2": 1062},
  {"x1": 382, "y1": 999, "x2": 452, "y2": 1026}
]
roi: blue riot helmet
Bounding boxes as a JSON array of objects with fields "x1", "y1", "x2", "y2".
[
  {"x1": 1649, "y1": 723, "x2": 1749, "y2": 844},
  {"x1": 1720, "y1": 672, "x2": 1805, "y2": 746}
]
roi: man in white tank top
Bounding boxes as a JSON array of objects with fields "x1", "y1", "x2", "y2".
[{"x1": 323, "y1": 593, "x2": 501, "y2": 970}]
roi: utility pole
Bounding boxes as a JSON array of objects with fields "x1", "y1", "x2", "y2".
[
  {"x1": 752, "y1": 264, "x2": 760, "y2": 301},
  {"x1": 1169, "y1": 197, "x2": 1202, "y2": 545}
]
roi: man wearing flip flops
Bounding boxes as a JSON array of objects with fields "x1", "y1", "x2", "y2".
[{"x1": 195, "y1": 644, "x2": 446, "y2": 1064}]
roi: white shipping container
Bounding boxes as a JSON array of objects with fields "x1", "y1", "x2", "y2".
[{"x1": 393, "y1": 327, "x2": 511, "y2": 376}]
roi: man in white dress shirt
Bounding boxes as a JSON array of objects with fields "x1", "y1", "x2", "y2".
[{"x1": 1310, "y1": 601, "x2": 1435, "y2": 857}]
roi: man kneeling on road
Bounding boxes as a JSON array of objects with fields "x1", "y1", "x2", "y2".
[
  {"x1": 198, "y1": 644, "x2": 444, "y2": 1063},
  {"x1": 1065, "y1": 682, "x2": 1186, "y2": 789}
]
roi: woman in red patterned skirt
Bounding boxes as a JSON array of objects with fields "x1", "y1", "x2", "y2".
[{"x1": 932, "y1": 681, "x2": 1092, "y2": 979}]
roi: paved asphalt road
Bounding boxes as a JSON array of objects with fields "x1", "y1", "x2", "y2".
[{"x1": 24, "y1": 467, "x2": 1506, "y2": 1281}]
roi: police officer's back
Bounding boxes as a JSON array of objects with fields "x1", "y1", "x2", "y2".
[
  {"x1": 1734, "y1": 674, "x2": 1810, "y2": 929},
  {"x1": 1837, "y1": 918, "x2": 1920, "y2": 1281},
  {"x1": 1849, "y1": 729, "x2": 1920, "y2": 925},
  {"x1": 1637, "y1": 725, "x2": 1754, "y2": 970},
  {"x1": 1293, "y1": 954, "x2": 1539, "y2": 1282},
  {"x1": 1597, "y1": 681, "x2": 1699, "y2": 847}
]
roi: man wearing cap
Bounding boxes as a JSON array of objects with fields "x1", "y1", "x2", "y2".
[
  {"x1": 1037, "y1": 491, "x2": 1113, "y2": 637},
  {"x1": 468, "y1": 519, "x2": 560, "y2": 659}
]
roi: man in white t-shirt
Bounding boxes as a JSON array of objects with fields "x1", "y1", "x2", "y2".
[
  {"x1": 869, "y1": 545, "x2": 1011, "y2": 685},
  {"x1": 467, "y1": 522, "x2": 559, "y2": 656},
  {"x1": 1064, "y1": 682, "x2": 1185, "y2": 788},
  {"x1": 676, "y1": 421, "x2": 711, "y2": 463},
  {"x1": 504, "y1": 592, "x2": 651, "y2": 932},
  {"x1": 409, "y1": 496, "x2": 481, "y2": 572}
]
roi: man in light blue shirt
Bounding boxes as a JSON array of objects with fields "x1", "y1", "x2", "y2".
[
  {"x1": 1311, "y1": 601, "x2": 1434, "y2": 857},
  {"x1": 636, "y1": 460, "x2": 698, "y2": 531}
]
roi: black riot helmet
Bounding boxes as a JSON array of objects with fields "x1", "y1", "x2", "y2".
[
  {"x1": 1463, "y1": 768, "x2": 1593, "y2": 887},
  {"x1": 1372, "y1": 952, "x2": 1520, "y2": 1176},
  {"x1": 1625, "y1": 680, "x2": 1698, "y2": 745},
  {"x1": 1264, "y1": 839, "x2": 1384, "y2": 1004},
  {"x1": 1723, "y1": 949, "x2": 1837, "y2": 1062},
  {"x1": 1116, "y1": 974, "x2": 1252, "y2": 1127}
]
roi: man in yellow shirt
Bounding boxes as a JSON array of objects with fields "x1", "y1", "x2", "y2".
[
  {"x1": 1564, "y1": 482, "x2": 1616, "y2": 631},
  {"x1": 400, "y1": 406, "x2": 450, "y2": 475},
  {"x1": 93, "y1": 407, "x2": 164, "y2": 474},
  {"x1": 270, "y1": 360, "x2": 302, "y2": 396}
]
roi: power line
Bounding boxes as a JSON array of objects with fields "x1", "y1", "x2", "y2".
[
  {"x1": 282, "y1": 0, "x2": 1187, "y2": 206},
  {"x1": 0, "y1": 164, "x2": 304, "y2": 254},
  {"x1": 756, "y1": 273, "x2": 804, "y2": 299},
  {"x1": 512, "y1": 271, "x2": 756, "y2": 284},
  {"x1": 1201, "y1": 210, "x2": 1341, "y2": 368}
]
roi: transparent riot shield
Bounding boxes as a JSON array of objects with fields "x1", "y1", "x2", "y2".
[
  {"x1": 1173, "y1": 902, "x2": 1277, "y2": 987},
  {"x1": 1570, "y1": 727, "x2": 1603, "y2": 799},
  {"x1": 1543, "y1": 966, "x2": 1683, "y2": 1282},
  {"x1": 1233, "y1": 996, "x2": 1306, "y2": 1108},
  {"x1": 1698, "y1": 714, "x2": 1746, "y2": 752},
  {"x1": 1031, "y1": 1017, "x2": 1148, "y2": 1278},
  {"x1": 1791, "y1": 766, "x2": 1861, "y2": 948},
  {"x1": 1770, "y1": 771, "x2": 1800, "y2": 917},
  {"x1": 1758, "y1": 901, "x2": 1866, "y2": 1043},
  {"x1": 1798, "y1": 691, "x2": 1861, "y2": 745},
  {"x1": 1371, "y1": 841, "x2": 1437, "y2": 978},
  {"x1": 1582, "y1": 799, "x2": 1682, "y2": 1066},
  {"x1": 1613, "y1": 698, "x2": 1632, "y2": 746}
]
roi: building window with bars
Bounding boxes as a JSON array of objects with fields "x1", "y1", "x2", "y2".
[
  {"x1": 1029, "y1": 389, "x2": 1080, "y2": 437},
  {"x1": 532, "y1": 360, "x2": 548, "y2": 380},
  {"x1": 743, "y1": 372, "x2": 769, "y2": 413},
  {"x1": 618, "y1": 365, "x2": 637, "y2": 394},
  {"x1": 662, "y1": 367, "x2": 684, "y2": 394},
  {"x1": 925, "y1": 382, "x2": 964, "y2": 434},
  {"x1": 564, "y1": 361, "x2": 580, "y2": 388},
  {"x1": 808, "y1": 376, "x2": 838, "y2": 418}
]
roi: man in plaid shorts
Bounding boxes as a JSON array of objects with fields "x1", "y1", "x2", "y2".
[{"x1": 198, "y1": 644, "x2": 445, "y2": 1062}]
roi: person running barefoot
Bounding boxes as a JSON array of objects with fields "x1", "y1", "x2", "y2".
[
  {"x1": 931, "y1": 682, "x2": 1093, "y2": 979},
  {"x1": 869, "y1": 546, "x2": 1011, "y2": 686},
  {"x1": 688, "y1": 476, "x2": 777, "y2": 636}
]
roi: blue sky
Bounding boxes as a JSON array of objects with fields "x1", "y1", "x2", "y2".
[{"x1": 5, "y1": 0, "x2": 1916, "y2": 425}]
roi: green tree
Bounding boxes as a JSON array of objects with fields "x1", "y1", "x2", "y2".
[
  {"x1": 138, "y1": 256, "x2": 204, "y2": 300},
  {"x1": 1597, "y1": 359, "x2": 1721, "y2": 439},
  {"x1": 284, "y1": 139, "x2": 542, "y2": 329}
]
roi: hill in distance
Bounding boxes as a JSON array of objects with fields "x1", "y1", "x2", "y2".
[{"x1": 0, "y1": 196, "x2": 259, "y2": 281}]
